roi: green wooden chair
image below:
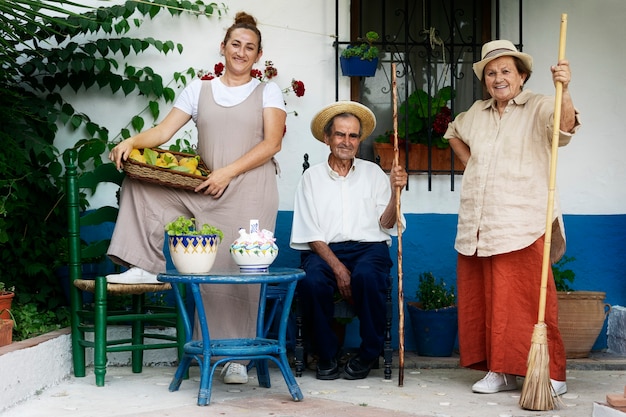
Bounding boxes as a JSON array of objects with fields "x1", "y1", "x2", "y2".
[{"x1": 65, "y1": 149, "x2": 184, "y2": 386}]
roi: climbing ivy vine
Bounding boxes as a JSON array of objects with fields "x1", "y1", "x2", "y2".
[{"x1": 0, "y1": 0, "x2": 225, "y2": 311}]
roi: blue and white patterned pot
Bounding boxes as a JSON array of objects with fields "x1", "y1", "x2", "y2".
[{"x1": 168, "y1": 234, "x2": 220, "y2": 274}]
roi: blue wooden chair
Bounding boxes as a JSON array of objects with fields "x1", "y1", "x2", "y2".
[{"x1": 65, "y1": 149, "x2": 184, "y2": 386}]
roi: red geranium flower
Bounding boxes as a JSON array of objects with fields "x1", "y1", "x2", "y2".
[
  {"x1": 214, "y1": 62, "x2": 224, "y2": 77},
  {"x1": 291, "y1": 80, "x2": 305, "y2": 97},
  {"x1": 250, "y1": 69, "x2": 263, "y2": 80},
  {"x1": 432, "y1": 106, "x2": 452, "y2": 136}
]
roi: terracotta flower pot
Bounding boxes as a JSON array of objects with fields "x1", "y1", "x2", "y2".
[
  {"x1": 373, "y1": 142, "x2": 464, "y2": 173},
  {"x1": 0, "y1": 319, "x2": 13, "y2": 347},
  {"x1": 0, "y1": 291, "x2": 15, "y2": 320}
]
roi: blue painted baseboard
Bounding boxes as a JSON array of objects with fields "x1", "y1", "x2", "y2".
[{"x1": 274, "y1": 211, "x2": 626, "y2": 353}]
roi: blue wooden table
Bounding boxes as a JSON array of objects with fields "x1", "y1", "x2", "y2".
[{"x1": 157, "y1": 267, "x2": 305, "y2": 406}]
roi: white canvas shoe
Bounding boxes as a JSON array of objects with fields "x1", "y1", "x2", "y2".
[
  {"x1": 106, "y1": 267, "x2": 161, "y2": 284},
  {"x1": 472, "y1": 371, "x2": 518, "y2": 393},
  {"x1": 551, "y1": 379, "x2": 567, "y2": 396},
  {"x1": 220, "y1": 362, "x2": 248, "y2": 384}
]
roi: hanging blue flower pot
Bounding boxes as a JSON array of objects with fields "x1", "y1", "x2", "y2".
[
  {"x1": 340, "y1": 57, "x2": 379, "y2": 77},
  {"x1": 407, "y1": 303, "x2": 458, "y2": 357}
]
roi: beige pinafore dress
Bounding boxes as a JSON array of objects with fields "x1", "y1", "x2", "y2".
[{"x1": 193, "y1": 80, "x2": 279, "y2": 340}]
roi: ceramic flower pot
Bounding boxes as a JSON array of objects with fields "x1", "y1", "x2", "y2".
[
  {"x1": 0, "y1": 291, "x2": 15, "y2": 320},
  {"x1": 407, "y1": 302, "x2": 458, "y2": 357},
  {"x1": 0, "y1": 319, "x2": 13, "y2": 347},
  {"x1": 340, "y1": 56, "x2": 378, "y2": 77},
  {"x1": 168, "y1": 234, "x2": 220, "y2": 274}
]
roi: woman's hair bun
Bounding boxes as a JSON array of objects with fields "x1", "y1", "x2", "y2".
[{"x1": 234, "y1": 11, "x2": 257, "y2": 27}]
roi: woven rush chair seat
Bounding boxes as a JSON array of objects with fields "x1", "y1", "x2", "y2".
[
  {"x1": 73, "y1": 279, "x2": 173, "y2": 295},
  {"x1": 65, "y1": 149, "x2": 184, "y2": 387}
]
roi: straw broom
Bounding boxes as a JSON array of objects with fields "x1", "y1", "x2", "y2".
[
  {"x1": 519, "y1": 13, "x2": 568, "y2": 411},
  {"x1": 391, "y1": 63, "x2": 405, "y2": 387}
]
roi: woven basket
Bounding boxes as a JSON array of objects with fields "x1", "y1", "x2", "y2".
[
  {"x1": 123, "y1": 148, "x2": 210, "y2": 191},
  {"x1": 0, "y1": 319, "x2": 13, "y2": 347},
  {"x1": 557, "y1": 291, "x2": 611, "y2": 358}
]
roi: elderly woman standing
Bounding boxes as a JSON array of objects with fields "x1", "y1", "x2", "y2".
[{"x1": 445, "y1": 40, "x2": 580, "y2": 396}]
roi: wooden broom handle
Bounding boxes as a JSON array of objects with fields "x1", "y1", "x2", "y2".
[{"x1": 538, "y1": 13, "x2": 567, "y2": 323}]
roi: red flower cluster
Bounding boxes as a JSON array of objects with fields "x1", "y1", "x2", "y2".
[
  {"x1": 263, "y1": 61, "x2": 278, "y2": 79},
  {"x1": 291, "y1": 79, "x2": 305, "y2": 97},
  {"x1": 199, "y1": 62, "x2": 225, "y2": 80},
  {"x1": 432, "y1": 106, "x2": 452, "y2": 136}
]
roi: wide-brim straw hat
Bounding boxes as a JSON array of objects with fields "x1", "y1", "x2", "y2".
[
  {"x1": 472, "y1": 39, "x2": 533, "y2": 81},
  {"x1": 310, "y1": 101, "x2": 376, "y2": 142}
]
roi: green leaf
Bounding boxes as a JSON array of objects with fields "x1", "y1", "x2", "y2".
[
  {"x1": 71, "y1": 114, "x2": 83, "y2": 129},
  {"x1": 122, "y1": 79, "x2": 135, "y2": 95},
  {"x1": 149, "y1": 101, "x2": 159, "y2": 119},
  {"x1": 108, "y1": 39, "x2": 121, "y2": 54},
  {"x1": 163, "y1": 87, "x2": 175, "y2": 102},
  {"x1": 131, "y1": 115, "x2": 145, "y2": 132}
]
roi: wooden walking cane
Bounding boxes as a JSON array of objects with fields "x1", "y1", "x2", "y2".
[
  {"x1": 519, "y1": 13, "x2": 568, "y2": 411},
  {"x1": 391, "y1": 63, "x2": 405, "y2": 387}
]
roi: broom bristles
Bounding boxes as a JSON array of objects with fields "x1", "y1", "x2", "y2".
[{"x1": 519, "y1": 323, "x2": 558, "y2": 411}]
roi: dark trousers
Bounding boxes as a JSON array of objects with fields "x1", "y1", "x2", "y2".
[{"x1": 299, "y1": 241, "x2": 392, "y2": 362}]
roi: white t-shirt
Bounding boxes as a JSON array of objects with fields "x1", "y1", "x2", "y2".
[{"x1": 174, "y1": 77, "x2": 286, "y2": 123}]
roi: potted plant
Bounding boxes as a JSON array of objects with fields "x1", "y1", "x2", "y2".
[
  {"x1": 0, "y1": 282, "x2": 15, "y2": 321},
  {"x1": 165, "y1": 216, "x2": 223, "y2": 274},
  {"x1": 406, "y1": 272, "x2": 458, "y2": 357},
  {"x1": 0, "y1": 307, "x2": 15, "y2": 347},
  {"x1": 373, "y1": 86, "x2": 464, "y2": 172},
  {"x1": 340, "y1": 31, "x2": 380, "y2": 77},
  {"x1": 553, "y1": 256, "x2": 611, "y2": 358}
]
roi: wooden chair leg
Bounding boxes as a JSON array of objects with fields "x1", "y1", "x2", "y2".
[
  {"x1": 70, "y1": 282, "x2": 86, "y2": 378},
  {"x1": 294, "y1": 295, "x2": 304, "y2": 377},
  {"x1": 94, "y1": 276, "x2": 108, "y2": 387},
  {"x1": 131, "y1": 294, "x2": 145, "y2": 374}
]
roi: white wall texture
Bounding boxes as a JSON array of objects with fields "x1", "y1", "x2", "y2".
[{"x1": 57, "y1": 0, "x2": 626, "y2": 216}]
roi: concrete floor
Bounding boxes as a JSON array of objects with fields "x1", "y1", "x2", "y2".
[{"x1": 2, "y1": 352, "x2": 625, "y2": 417}]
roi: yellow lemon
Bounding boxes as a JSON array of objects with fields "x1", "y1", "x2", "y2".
[{"x1": 129, "y1": 149, "x2": 146, "y2": 163}]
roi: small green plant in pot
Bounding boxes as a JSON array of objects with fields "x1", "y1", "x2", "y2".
[
  {"x1": 340, "y1": 31, "x2": 380, "y2": 77},
  {"x1": 407, "y1": 272, "x2": 458, "y2": 357},
  {"x1": 414, "y1": 271, "x2": 456, "y2": 310},
  {"x1": 552, "y1": 255, "x2": 576, "y2": 292},
  {"x1": 165, "y1": 216, "x2": 223, "y2": 274}
]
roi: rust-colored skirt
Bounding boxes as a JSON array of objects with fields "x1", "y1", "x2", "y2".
[{"x1": 457, "y1": 236, "x2": 566, "y2": 380}]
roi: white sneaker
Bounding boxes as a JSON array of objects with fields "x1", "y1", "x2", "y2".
[
  {"x1": 472, "y1": 371, "x2": 518, "y2": 393},
  {"x1": 551, "y1": 379, "x2": 567, "y2": 396},
  {"x1": 106, "y1": 267, "x2": 162, "y2": 284},
  {"x1": 220, "y1": 362, "x2": 248, "y2": 384}
]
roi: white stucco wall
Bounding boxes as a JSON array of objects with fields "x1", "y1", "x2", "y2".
[{"x1": 56, "y1": 0, "x2": 626, "y2": 215}]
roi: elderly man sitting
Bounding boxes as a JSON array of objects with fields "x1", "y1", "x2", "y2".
[{"x1": 290, "y1": 101, "x2": 407, "y2": 380}]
